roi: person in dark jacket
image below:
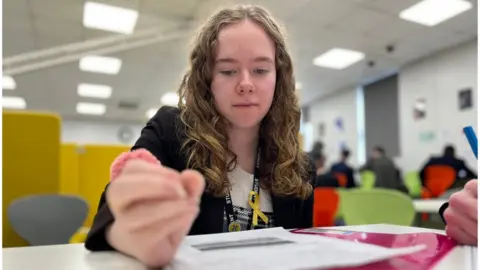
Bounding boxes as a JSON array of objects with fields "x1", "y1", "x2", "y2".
[
  {"x1": 419, "y1": 145, "x2": 477, "y2": 187},
  {"x1": 360, "y1": 146, "x2": 401, "y2": 189},
  {"x1": 360, "y1": 146, "x2": 408, "y2": 193},
  {"x1": 312, "y1": 152, "x2": 339, "y2": 188},
  {"x1": 84, "y1": 5, "x2": 315, "y2": 268},
  {"x1": 330, "y1": 149, "x2": 356, "y2": 188}
]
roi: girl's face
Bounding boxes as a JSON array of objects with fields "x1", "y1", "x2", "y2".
[{"x1": 211, "y1": 19, "x2": 276, "y2": 130}]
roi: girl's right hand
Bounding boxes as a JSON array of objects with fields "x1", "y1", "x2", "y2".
[{"x1": 105, "y1": 159, "x2": 205, "y2": 267}]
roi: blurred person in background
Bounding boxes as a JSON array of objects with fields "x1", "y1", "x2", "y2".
[
  {"x1": 312, "y1": 152, "x2": 339, "y2": 188},
  {"x1": 419, "y1": 144, "x2": 477, "y2": 188},
  {"x1": 330, "y1": 149, "x2": 356, "y2": 188},
  {"x1": 308, "y1": 140, "x2": 324, "y2": 161},
  {"x1": 84, "y1": 5, "x2": 316, "y2": 267},
  {"x1": 360, "y1": 146, "x2": 407, "y2": 192}
]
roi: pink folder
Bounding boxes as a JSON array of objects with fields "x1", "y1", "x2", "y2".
[{"x1": 291, "y1": 228, "x2": 457, "y2": 270}]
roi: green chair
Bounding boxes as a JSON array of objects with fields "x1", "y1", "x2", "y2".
[
  {"x1": 340, "y1": 188, "x2": 416, "y2": 226},
  {"x1": 360, "y1": 170, "x2": 376, "y2": 189},
  {"x1": 404, "y1": 171, "x2": 422, "y2": 198}
]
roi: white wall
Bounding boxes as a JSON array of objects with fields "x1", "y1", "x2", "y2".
[
  {"x1": 61, "y1": 121, "x2": 144, "y2": 146},
  {"x1": 398, "y1": 40, "x2": 478, "y2": 172},
  {"x1": 308, "y1": 87, "x2": 360, "y2": 167}
]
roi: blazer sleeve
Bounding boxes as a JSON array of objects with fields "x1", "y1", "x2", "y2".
[
  {"x1": 299, "y1": 157, "x2": 316, "y2": 228},
  {"x1": 84, "y1": 106, "x2": 182, "y2": 251}
]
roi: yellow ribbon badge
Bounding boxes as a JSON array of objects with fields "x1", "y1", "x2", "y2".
[{"x1": 248, "y1": 191, "x2": 269, "y2": 226}]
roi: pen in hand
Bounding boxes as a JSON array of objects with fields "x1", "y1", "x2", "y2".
[{"x1": 463, "y1": 126, "x2": 478, "y2": 159}]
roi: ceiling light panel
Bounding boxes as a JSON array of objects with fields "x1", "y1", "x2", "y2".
[
  {"x1": 3, "y1": 76, "x2": 16, "y2": 90},
  {"x1": 161, "y1": 92, "x2": 180, "y2": 106},
  {"x1": 83, "y1": 1, "x2": 139, "y2": 34},
  {"x1": 3, "y1": 96, "x2": 26, "y2": 109},
  {"x1": 77, "y1": 83, "x2": 112, "y2": 99},
  {"x1": 313, "y1": 48, "x2": 365, "y2": 69},
  {"x1": 399, "y1": 0, "x2": 472, "y2": 26},
  {"x1": 79, "y1": 56, "x2": 122, "y2": 74},
  {"x1": 76, "y1": 102, "x2": 106, "y2": 115}
]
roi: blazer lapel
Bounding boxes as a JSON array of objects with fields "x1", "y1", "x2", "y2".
[
  {"x1": 190, "y1": 193, "x2": 225, "y2": 235},
  {"x1": 271, "y1": 194, "x2": 297, "y2": 229}
]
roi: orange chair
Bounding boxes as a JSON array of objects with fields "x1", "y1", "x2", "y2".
[
  {"x1": 421, "y1": 165, "x2": 456, "y2": 221},
  {"x1": 424, "y1": 165, "x2": 456, "y2": 198},
  {"x1": 333, "y1": 172, "x2": 348, "y2": 188},
  {"x1": 313, "y1": 188, "x2": 340, "y2": 227}
]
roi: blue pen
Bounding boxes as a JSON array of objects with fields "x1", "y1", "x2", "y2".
[{"x1": 463, "y1": 126, "x2": 478, "y2": 159}]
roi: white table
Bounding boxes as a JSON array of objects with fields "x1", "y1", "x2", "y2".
[
  {"x1": 2, "y1": 224, "x2": 474, "y2": 270},
  {"x1": 413, "y1": 199, "x2": 448, "y2": 213}
]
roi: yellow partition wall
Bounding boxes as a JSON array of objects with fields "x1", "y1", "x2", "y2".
[
  {"x1": 78, "y1": 144, "x2": 130, "y2": 227},
  {"x1": 3, "y1": 111, "x2": 61, "y2": 247},
  {"x1": 60, "y1": 143, "x2": 80, "y2": 195}
]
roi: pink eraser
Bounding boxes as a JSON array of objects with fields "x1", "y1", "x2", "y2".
[{"x1": 110, "y1": 148, "x2": 159, "y2": 182}]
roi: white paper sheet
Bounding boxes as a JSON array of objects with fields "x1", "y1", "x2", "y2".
[
  {"x1": 470, "y1": 247, "x2": 478, "y2": 270},
  {"x1": 166, "y1": 227, "x2": 426, "y2": 270},
  {"x1": 474, "y1": 247, "x2": 478, "y2": 269}
]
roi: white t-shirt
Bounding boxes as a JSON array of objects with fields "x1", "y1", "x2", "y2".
[{"x1": 222, "y1": 166, "x2": 275, "y2": 232}]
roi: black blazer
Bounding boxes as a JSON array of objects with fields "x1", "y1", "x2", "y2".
[{"x1": 85, "y1": 106, "x2": 316, "y2": 251}]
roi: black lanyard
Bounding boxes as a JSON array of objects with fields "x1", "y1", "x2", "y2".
[{"x1": 225, "y1": 147, "x2": 262, "y2": 231}]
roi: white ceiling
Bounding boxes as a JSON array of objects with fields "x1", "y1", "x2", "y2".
[{"x1": 3, "y1": 0, "x2": 477, "y2": 123}]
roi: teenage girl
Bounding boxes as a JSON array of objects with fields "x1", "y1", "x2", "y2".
[{"x1": 85, "y1": 4, "x2": 315, "y2": 267}]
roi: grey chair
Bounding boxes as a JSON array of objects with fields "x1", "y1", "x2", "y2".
[{"x1": 7, "y1": 194, "x2": 88, "y2": 246}]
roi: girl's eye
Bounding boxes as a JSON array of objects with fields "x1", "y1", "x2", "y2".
[
  {"x1": 254, "y1": 68, "x2": 269, "y2": 74},
  {"x1": 220, "y1": 70, "x2": 236, "y2": 76}
]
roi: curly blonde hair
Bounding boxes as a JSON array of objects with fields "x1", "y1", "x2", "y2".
[{"x1": 177, "y1": 4, "x2": 312, "y2": 199}]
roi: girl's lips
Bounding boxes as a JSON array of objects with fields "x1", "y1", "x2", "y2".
[{"x1": 233, "y1": 103, "x2": 257, "y2": 107}]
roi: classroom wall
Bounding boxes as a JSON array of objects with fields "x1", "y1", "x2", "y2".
[
  {"x1": 398, "y1": 40, "x2": 477, "y2": 172},
  {"x1": 62, "y1": 120, "x2": 144, "y2": 145},
  {"x1": 363, "y1": 74, "x2": 400, "y2": 158},
  {"x1": 306, "y1": 40, "x2": 477, "y2": 173},
  {"x1": 308, "y1": 87, "x2": 360, "y2": 167}
]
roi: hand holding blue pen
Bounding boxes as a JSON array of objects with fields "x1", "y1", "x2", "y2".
[{"x1": 442, "y1": 126, "x2": 478, "y2": 246}]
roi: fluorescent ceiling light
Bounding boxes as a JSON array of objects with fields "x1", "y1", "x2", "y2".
[
  {"x1": 76, "y1": 102, "x2": 106, "y2": 115},
  {"x1": 83, "y1": 1, "x2": 138, "y2": 34},
  {"x1": 77, "y1": 83, "x2": 112, "y2": 99},
  {"x1": 146, "y1": 108, "x2": 157, "y2": 118},
  {"x1": 3, "y1": 76, "x2": 16, "y2": 90},
  {"x1": 161, "y1": 92, "x2": 180, "y2": 106},
  {"x1": 399, "y1": 0, "x2": 472, "y2": 26},
  {"x1": 3, "y1": 96, "x2": 26, "y2": 109},
  {"x1": 79, "y1": 56, "x2": 122, "y2": 74},
  {"x1": 313, "y1": 48, "x2": 365, "y2": 69}
]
